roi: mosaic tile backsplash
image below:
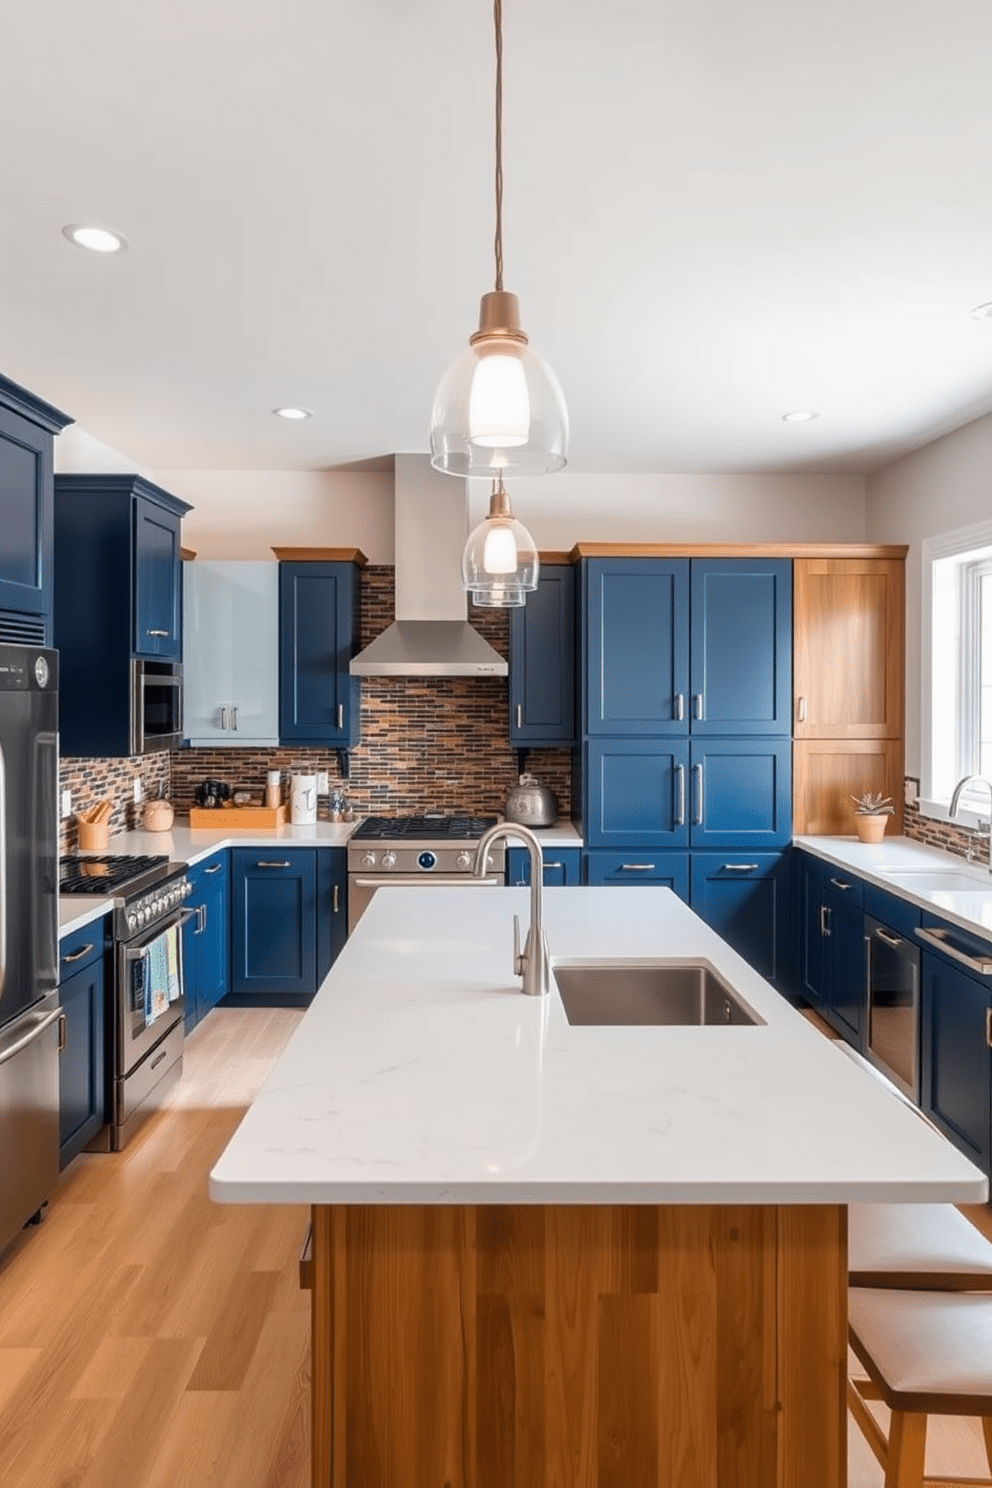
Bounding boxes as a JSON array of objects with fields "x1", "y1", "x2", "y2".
[{"x1": 59, "y1": 565, "x2": 572, "y2": 851}]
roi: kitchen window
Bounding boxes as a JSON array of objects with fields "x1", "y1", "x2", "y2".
[{"x1": 922, "y1": 520, "x2": 992, "y2": 820}]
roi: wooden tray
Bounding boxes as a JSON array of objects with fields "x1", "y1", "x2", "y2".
[{"x1": 188, "y1": 805, "x2": 287, "y2": 829}]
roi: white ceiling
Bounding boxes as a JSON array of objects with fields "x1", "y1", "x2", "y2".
[{"x1": 3, "y1": 0, "x2": 992, "y2": 477}]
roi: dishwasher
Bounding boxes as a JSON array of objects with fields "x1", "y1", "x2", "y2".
[{"x1": 864, "y1": 915, "x2": 921, "y2": 1102}]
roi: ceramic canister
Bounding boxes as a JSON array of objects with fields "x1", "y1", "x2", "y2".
[{"x1": 290, "y1": 774, "x2": 318, "y2": 825}]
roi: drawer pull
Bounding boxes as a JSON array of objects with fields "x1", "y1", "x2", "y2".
[
  {"x1": 62, "y1": 942, "x2": 94, "y2": 964},
  {"x1": 915, "y1": 926, "x2": 992, "y2": 974},
  {"x1": 829, "y1": 877, "x2": 852, "y2": 892},
  {"x1": 544, "y1": 862, "x2": 563, "y2": 870},
  {"x1": 146, "y1": 629, "x2": 169, "y2": 638},
  {"x1": 203, "y1": 863, "x2": 223, "y2": 875},
  {"x1": 722, "y1": 863, "x2": 758, "y2": 872},
  {"x1": 620, "y1": 863, "x2": 656, "y2": 872},
  {"x1": 257, "y1": 860, "x2": 291, "y2": 870},
  {"x1": 875, "y1": 927, "x2": 903, "y2": 948}
]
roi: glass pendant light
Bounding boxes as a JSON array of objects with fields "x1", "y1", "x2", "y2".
[
  {"x1": 430, "y1": 0, "x2": 568, "y2": 479},
  {"x1": 463, "y1": 476, "x2": 539, "y2": 607}
]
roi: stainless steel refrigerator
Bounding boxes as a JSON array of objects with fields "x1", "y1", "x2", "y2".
[{"x1": 0, "y1": 644, "x2": 60, "y2": 1256}]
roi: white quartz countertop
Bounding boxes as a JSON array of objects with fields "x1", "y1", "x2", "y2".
[
  {"x1": 210, "y1": 884, "x2": 986, "y2": 1207},
  {"x1": 794, "y1": 834, "x2": 992, "y2": 939},
  {"x1": 59, "y1": 897, "x2": 113, "y2": 936}
]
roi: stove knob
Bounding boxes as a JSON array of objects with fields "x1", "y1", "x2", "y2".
[
  {"x1": 362, "y1": 852, "x2": 377, "y2": 868},
  {"x1": 126, "y1": 911, "x2": 138, "y2": 932},
  {"x1": 136, "y1": 907, "x2": 147, "y2": 928},
  {"x1": 382, "y1": 851, "x2": 396, "y2": 869},
  {"x1": 456, "y1": 851, "x2": 473, "y2": 870},
  {"x1": 180, "y1": 880, "x2": 191, "y2": 898}
]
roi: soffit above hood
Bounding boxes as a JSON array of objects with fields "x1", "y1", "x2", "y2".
[{"x1": 350, "y1": 455, "x2": 508, "y2": 678}]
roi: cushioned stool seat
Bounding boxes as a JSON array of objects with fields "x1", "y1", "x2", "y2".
[
  {"x1": 849, "y1": 1203, "x2": 992, "y2": 1291},
  {"x1": 848, "y1": 1288, "x2": 992, "y2": 1488}
]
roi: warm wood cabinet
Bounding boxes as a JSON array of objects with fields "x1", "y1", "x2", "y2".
[{"x1": 793, "y1": 552, "x2": 906, "y2": 834}]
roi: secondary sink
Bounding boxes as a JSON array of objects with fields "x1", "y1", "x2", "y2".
[
  {"x1": 884, "y1": 869, "x2": 992, "y2": 894},
  {"x1": 552, "y1": 959, "x2": 764, "y2": 1027}
]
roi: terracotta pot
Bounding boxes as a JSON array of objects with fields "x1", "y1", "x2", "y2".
[{"x1": 854, "y1": 813, "x2": 888, "y2": 844}]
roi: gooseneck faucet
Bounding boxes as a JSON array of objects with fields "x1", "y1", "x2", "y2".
[
  {"x1": 474, "y1": 822, "x2": 551, "y2": 996},
  {"x1": 949, "y1": 775, "x2": 992, "y2": 872}
]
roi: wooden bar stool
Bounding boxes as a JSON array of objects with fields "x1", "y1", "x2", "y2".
[
  {"x1": 849, "y1": 1202, "x2": 992, "y2": 1291},
  {"x1": 848, "y1": 1287, "x2": 992, "y2": 1488}
]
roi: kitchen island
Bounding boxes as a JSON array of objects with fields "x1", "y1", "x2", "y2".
[{"x1": 211, "y1": 884, "x2": 986, "y2": 1488}]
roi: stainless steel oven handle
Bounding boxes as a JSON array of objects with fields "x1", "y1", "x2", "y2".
[
  {"x1": 0, "y1": 741, "x2": 6, "y2": 1002},
  {"x1": 915, "y1": 925, "x2": 992, "y2": 974},
  {"x1": 125, "y1": 908, "x2": 196, "y2": 962},
  {"x1": 0, "y1": 1007, "x2": 62, "y2": 1069},
  {"x1": 351, "y1": 875, "x2": 502, "y2": 889}
]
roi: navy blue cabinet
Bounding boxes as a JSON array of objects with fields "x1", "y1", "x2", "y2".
[
  {"x1": 799, "y1": 852, "x2": 826, "y2": 1008},
  {"x1": 58, "y1": 920, "x2": 108, "y2": 1168},
  {"x1": 317, "y1": 848, "x2": 348, "y2": 981},
  {"x1": 509, "y1": 563, "x2": 575, "y2": 746},
  {"x1": 54, "y1": 475, "x2": 191, "y2": 756},
  {"x1": 920, "y1": 917, "x2": 992, "y2": 1176},
  {"x1": 507, "y1": 846, "x2": 581, "y2": 886},
  {"x1": 796, "y1": 853, "x2": 866, "y2": 1043},
  {"x1": 278, "y1": 559, "x2": 362, "y2": 746},
  {"x1": 230, "y1": 848, "x2": 318, "y2": 1002},
  {"x1": 688, "y1": 739, "x2": 792, "y2": 849},
  {"x1": 0, "y1": 372, "x2": 72, "y2": 644},
  {"x1": 585, "y1": 738, "x2": 689, "y2": 848},
  {"x1": 584, "y1": 850, "x2": 690, "y2": 898},
  {"x1": 688, "y1": 559, "x2": 792, "y2": 735},
  {"x1": 689, "y1": 852, "x2": 788, "y2": 987},
  {"x1": 183, "y1": 852, "x2": 230, "y2": 1031},
  {"x1": 584, "y1": 558, "x2": 689, "y2": 736}
]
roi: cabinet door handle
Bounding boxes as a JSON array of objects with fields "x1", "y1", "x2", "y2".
[
  {"x1": 674, "y1": 693, "x2": 685, "y2": 721},
  {"x1": 820, "y1": 904, "x2": 831, "y2": 937},
  {"x1": 515, "y1": 704, "x2": 523, "y2": 729},
  {"x1": 230, "y1": 706, "x2": 238, "y2": 731},
  {"x1": 722, "y1": 863, "x2": 758, "y2": 872},
  {"x1": 915, "y1": 926, "x2": 992, "y2": 974},
  {"x1": 692, "y1": 763, "x2": 703, "y2": 825},
  {"x1": 674, "y1": 763, "x2": 685, "y2": 826},
  {"x1": 256, "y1": 860, "x2": 291, "y2": 869},
  {"x1": 203, "y1": 863, "x2": 223, "y2": 875},
  {"x1": 693, "y1": 693, "x2": 704, "y2": 720},
  {"x1": 220, "y1": 706, "x2": 228, "y2": 730},
  {"x1": 196, "y1": 905, "x2": 207, "y2": 934},
  {"x1": 875, "y1": 927, "x2": 903, "y2": 948},
  {"x1": 147, "y1": 629, "x2": 169, "y2": 638},
  {"x1": 829, "y1": 877, "x2": 852, "y2": 892},
  {"x1": 333, "y1": 883, "x2": 340, "y2": 914},
  {"x1": 62, "y1": 942, "x2": 94, "y2": 964},
  {"x1": 336, "y1": 704, "x2": 344, "y2": 730},
  {"x1": 620, "y1": 863, "x2": 656, "y2": 871},
  {"x1": 797, "y1": 695, "x2": 807, "y2": 723},
  {"x1": 987, "y1": 1008, "x2": 992, "y2": 1050}
]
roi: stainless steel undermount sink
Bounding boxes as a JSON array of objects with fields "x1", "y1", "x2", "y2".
[
  {"x1": 552, "y1": 959, "x2": 765, "y2": 1027},
  {"x1": 884, "y1": 869, "x2": 992, "y2": 895}
]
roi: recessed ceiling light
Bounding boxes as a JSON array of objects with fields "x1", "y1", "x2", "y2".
[
  {"x1": 62, "y1": 223, "x2": 128, "y2": 254},
  {"x1": 971, "y1": 301, "x2": 992, "y2": 322},
  {"x1": 781, "y1": 409, "x2": 820, "y2": 423},
  {"x1": 273, "y1": 406, "x2": 313, "y2": 420}
]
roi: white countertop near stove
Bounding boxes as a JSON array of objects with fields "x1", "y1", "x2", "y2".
[
  {"x1": 209, "y1": 882, "x2": 986, "y2": 1208},
  {"x1": 59, "y1": 896, "x2": 114, "y2": 936},
  {"x1": 794, "y1": 834, "x2": 992, "y2": 938}
]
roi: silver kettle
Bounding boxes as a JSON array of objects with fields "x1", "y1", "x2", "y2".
[{"x1": 504, "y1": 775, "x2": 559, "y2": 828}]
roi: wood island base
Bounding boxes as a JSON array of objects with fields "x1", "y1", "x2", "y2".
[{"x1": 309, "y1": 1201, "x2": 847, "y2": 1488}]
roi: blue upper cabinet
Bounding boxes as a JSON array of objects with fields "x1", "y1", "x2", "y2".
[
  {"x1": 134, "y1": 495, "x2": 182, "y2": 659},
  {"x1": 688, "y1": 738, "x2": 792, "y2": 847},
  {"x1": 0, "y1": 373, "x2": 73, "y2": 645},
  {"x1": 689, "y1": 559, "x2": 792, "y2": 735},
  {"x1": 278, "y1": 555, "x2": 363, "y2": 746},
  {"x1": 584, "y1": 558, "x2": 690, "y2": 735},
  {"x1": 585, "y1": 737, "x2": 690, "y2": 848},
  {"x1": 509, "y1": 562, "x2": 576, "y2": 746}
]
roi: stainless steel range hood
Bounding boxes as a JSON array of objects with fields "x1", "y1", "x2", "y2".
[{"x1": 350, "y1": 455, "x2": 507, "y2": 678}]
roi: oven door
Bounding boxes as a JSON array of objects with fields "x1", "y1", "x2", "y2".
[
  {"x1": 117, "y1": 910, "x2": 193, "y2": 1076},
  {"x1": 130, "y1": 660, "x2": 184, "y2": 754},
  {"x1": 348, "y1": 873, "x2": 503, "y2": 933}
]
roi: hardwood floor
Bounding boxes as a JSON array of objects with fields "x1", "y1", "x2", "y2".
[{"x1": 0, "y1": 1003, "x2": 989, "y2": 1487}]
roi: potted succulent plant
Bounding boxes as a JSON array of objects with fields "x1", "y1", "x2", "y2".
[{"x1": 851, "y1": 791, "x2": 895, "y2": 844}]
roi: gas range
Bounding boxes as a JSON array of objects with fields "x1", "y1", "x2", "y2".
[
  {"x1": 346, "y1": 815, "x2": 504, "y2": 932},
  {"x1": 60, "y1": 853, "x2": 192, "y2": 938}
]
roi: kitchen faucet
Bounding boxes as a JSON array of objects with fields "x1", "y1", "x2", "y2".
[
  {"x1": 474, "y1": 822, "x2": 551, "y2": 997},
  {"x1": 949, "y1": 775, "x2": 992, "y2": 872}
]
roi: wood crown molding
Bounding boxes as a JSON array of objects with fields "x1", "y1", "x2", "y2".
[
  {"x1": 568, "y1": 542, "x2": 909, "y2": 560},
  {"x1": 270, "y1": 546, "x2": 369, "y2": 566}
]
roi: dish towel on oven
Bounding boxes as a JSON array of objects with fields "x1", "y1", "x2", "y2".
[{"x1": 144, "y1": 925, "x2": 182, "y2": 1027}]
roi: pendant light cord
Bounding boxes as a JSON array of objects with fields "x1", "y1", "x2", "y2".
[{"x1": 493, "y1": 0, "x2": 504, "y2": 292}]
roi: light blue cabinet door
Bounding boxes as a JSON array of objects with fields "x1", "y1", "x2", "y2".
[
  {"x1": 183, "y1": 561, "x2": 279, "y2": 745},
  {"x1": 688, "y1": 559, "x2": 792, "y2": 735},
  {"x1": 584, "y1": 559, "x2": 689, "y2": 736}
]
